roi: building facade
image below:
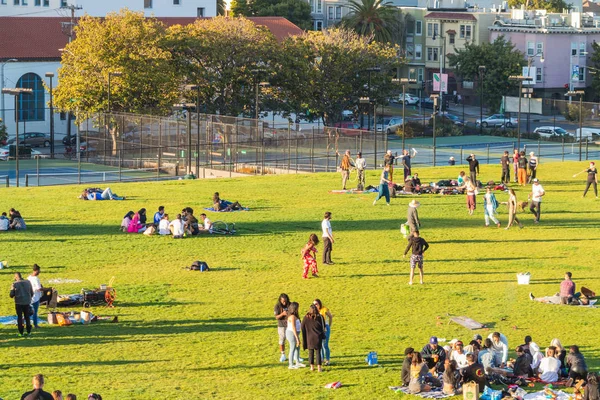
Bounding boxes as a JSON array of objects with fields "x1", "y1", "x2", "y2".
[
  {"x1": 0, "y1": 0, "x2": 216, "y2": 18},
  {"x1": 309, "y1": 0, "x2": 352, "y2": 30}
]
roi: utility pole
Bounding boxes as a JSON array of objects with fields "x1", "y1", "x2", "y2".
[{"x1": 60, "y1": 4, "x2": 83, "y2": 43}]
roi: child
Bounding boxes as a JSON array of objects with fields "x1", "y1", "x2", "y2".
[{"x1": 301, "y1": 234, "x2": 319, "y2": 279}]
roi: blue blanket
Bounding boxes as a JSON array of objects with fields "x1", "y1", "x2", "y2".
[
  {"x1": 0, "y1": 315, "x2": 47, "y2": 325},
  {"x1": 389, "y1": 387, "x2": 452, "y2": 399},
  {"x1": 204, "y1": 207, "x2": 249, "y2": 212}
]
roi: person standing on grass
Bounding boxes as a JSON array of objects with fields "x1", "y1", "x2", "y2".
[
  {"x1": 529, "y1": 178, "x2": 545, "y2": 223},
  {"x1": 301, "y1": 304, "x2": 325, "y2": 372},
  {"x1": 285, "y1": 302, "x2": 305, "y2": 369},
  {"x1": 404, "y1": 231, "x2": 429, "y2": 285},
  {"x1": 301, "y1": 234, "x2": 319, "y2": 279},
  {"x1": 407, "y1": 200, "x2": 421, "y2": 234},
  {"x1": 401, "y1": 148, "x2": 417, "y2": 181},
  {"x1": 21, "y1": 374, "x2": 54, "y2": 400},
  {"x1": 513, "y1": 149, "x2": 520, "y2": 183},
  {"x1": 10, "y1": 272, "x2": 33, "y2": 337},
  {"x1": 483, "y1": 187, "x2": 501, "y2": 228},
  {"x1": 384, "y1": 150, "x2": 396, "y2": 182},
  {"x1": 321, "y1": 212, "x2": 334, "y2": 265},
  {"x1": 314, "y1": 298, "x2": 333, "y2": 366},
  {"x1": 528, "y1": 152, "x2": 539, "y2": 183},
  {"x1": 466, "y1": 154, "x2": 480, "y2": 184},
  {"x1": 517, "y1": 151, "x2": 528, "y2": 186},
  {"x1": 355, "y1": 151, "x2": 367, "y2": 191},
  {"x1": 503, "y1": 188, "x2": 523, "y2": 230},
  {"x1": 579, "y1": 162, "x2": 598, "y2": 198},
  {"x1": 373, "y1": 165, "x2": 391, "y2": 206},
  {"x1": 460, "y1": 177, "x2": 477, "y2": 215},
  {"x1": 339, "y1": 150, "x2": 353, "y2": 190},
  {"x1": 27, "y1": 264, "x2": 43, "y2": 329},
  {"x1": 501, "y1": 150, "x2": 511, "y2": 184},
  {"x1": 274, "y1": 293, "x2": 290, "y2": 363}
]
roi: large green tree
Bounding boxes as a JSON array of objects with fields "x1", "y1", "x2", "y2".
[
  {"x1": 342, "y1": 0, "x2": 404, "y2": 43},
  {"x1": 277, "y1": 28, "x2": 400, "y2": 125},
  {"x1": 231, "y1": 0, "x2": 311, "y2": 31},
  {"x1": 448, "y1": 36, "x2": 525, "y2": 112},
  {"x1": 166, "y1": 17, "x2": 279, "y2": 117},
  {"x1": 508, "y1": 0, "x2": 570, "y2": 12},
  {"x1": 590, "y1": 40, "x2": 600, "y2": 102}
]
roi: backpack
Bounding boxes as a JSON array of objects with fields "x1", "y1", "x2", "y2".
[{"x1": 190, "y1": 261, "x2": 209, "y2": 271}]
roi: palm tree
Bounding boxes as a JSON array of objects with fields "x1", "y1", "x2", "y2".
[{"x1": 343, "y1": 0, "x2": 401, "y2": 43}]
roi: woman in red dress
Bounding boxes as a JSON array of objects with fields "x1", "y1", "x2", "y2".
[{"x1": 301, "y1": 234, "x2": 319, "y2": 279}]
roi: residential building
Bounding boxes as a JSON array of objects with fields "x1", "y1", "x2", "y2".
[
  {"x1": 309, "y1": 0, "x2": 351, "y2": 30},
  {"x1": 399, "y1": 7, "x2": 427, "y2": 96},
  {"x1": 0, "y1": 0, "x2": 217, "y2": 18}
]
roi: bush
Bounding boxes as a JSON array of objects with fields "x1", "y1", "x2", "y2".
[
  {"x1": 564, "y1": 103, "x2": 591, "y2": 122},
  {"x1": 0, "y1": 118, "x2": 6, "y2": 144}
]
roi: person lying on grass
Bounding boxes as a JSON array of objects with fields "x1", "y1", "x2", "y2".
[
  {"x1": 79, "y1": 187, "x2": 125, "y2": 201},
  {"x1": 212, "y1": 192, "x2": 244, "y2": 211}
]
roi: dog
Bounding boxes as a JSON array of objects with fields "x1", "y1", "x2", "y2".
[{"x1": 517, "y1": 201, "x2": 528, "y2": 212}]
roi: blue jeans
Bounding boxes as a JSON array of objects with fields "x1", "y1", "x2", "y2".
[
  {"x1": 321, "y1": 324, "x2": 331, "y2": 361},
  {"x1": 375, "y1": 184, "x2": 390, "y2": 203},
  {"x1": 31, "y1": 301, "x2": 40, "y2": 327},
  {"x1": 285, "y1": 330, "x2": 298, "y2": 366}
]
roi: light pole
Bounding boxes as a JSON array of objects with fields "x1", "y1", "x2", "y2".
[
  {"x1": 45, "y1": 72, "x2": 55, "y2": 158},
  {"x1": 430, "y1": 94, "x2": 439, "y2": 166},
  {"x1": 2, "y1": 87, "x2": 32, "y2": 187},
  {"x1": 525, "y1": 52, "x2": 544, "y2": 138},
  {"x1": 1, "y1": 59, "x2": 18, "y2": 125},
  {"x1": 365, "y1": 67, "x2": 381, "y2": 130},
  {"x1": 509, "y1": 75, "x2": 533, "y2": 151},
  {"x1": 107, "y1": 71, "x2": 123, "y2": 113},
  {"x1": 174, "y1": 102, "x2": 196, "y2": 174},
  {"x1": 478, "y1": 66, "x2": 486, "y2": 135},
  {"x1": 567, "y1": 90, "x2": 585, "y2": 161}
]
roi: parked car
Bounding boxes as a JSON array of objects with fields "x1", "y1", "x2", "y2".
[
  {"x1": 7, "y1": 132, "x2": 51, "y2": 147},
  {"x1": 377, "y1": 117, "x2": 404, "y2": 134},
  {"x1": 574, "y1": 127, "x2": 600, "y2": 141},
  {"x1": 331, "y1": 122, "x2": 366, "y2": 136},
  {"x1": 533, "y1": 126, "x2": 572, "y2": 138},
  {"x1": 476, "y1": 114, "x2": 518, "y2": 128},
  {"x1": 0, "y1": 145, "x2": 41, "y2": 160},
  {"x1": 440, "y1": 113, "x2": 465, "y2": 126},
  {"x1": 396, "y1": 93, "x2": 420, "y2": 105}
]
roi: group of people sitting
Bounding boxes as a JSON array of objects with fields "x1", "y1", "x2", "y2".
[
  {"x1": 402, "y1": 332, "x2": 594, "y2": 396},
  {"x1": 120, "y1": 206, "x2": 213, "y2": 238},
  {"x1": 0, "y1": 208, "x2": 27, "y2": 230},
  {"x1": 78, "y1": 187, "x2": 124, "y2": 201},
  {"x1": 20, "y1": 373, "x2": 102, "y2": 400}
]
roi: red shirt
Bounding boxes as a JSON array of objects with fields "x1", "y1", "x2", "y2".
[{"x1": 560, "y1": 279, "x2": 575, "y2": 297}]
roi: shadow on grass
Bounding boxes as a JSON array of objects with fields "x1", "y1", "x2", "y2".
[{"x1": 12, "y1": 359, "x2": 163, "y2": 369}]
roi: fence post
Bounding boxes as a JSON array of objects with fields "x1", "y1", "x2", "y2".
[
  {"x1": 36, "y1": 156, "x2": 40, "y2": 187},
  {"x1": 25, "y1": 174, "x2": 29, "y2": 187},
  {"x1": 261, "y1": 123, "x2": 265, "y2": 175},
  {"x1": 460, "y1": 146, "x2": 463, "y2": 164},
  {"x1": 374, "y1": 130, "x2": 378, "y2": 169},
  {"x1": 586, "y1": 138, "x2": 589, "y2": 160},
  {"x1": 118, "y1": 148, "x2": 122, "y2": 181},
  {"x1": 157, "y1": 148, "x2": 161, "y2": 180},
  {"x1": 486, "y1": 145, "x2": 490, "y2": 164},
  {"x1": 4, "y1": 176, "x2": 8, "y2": 188},
  {"x1": 562, "y1": 138, "x2": 565, "y2": 162},
  {"x1": 311, "y1": 127, "x2": 315, "y2": 173},
  {"x1": 537, "y1": 140, "x2": 540, "y2": 158},
  {"x1": 359, "y1": 131, "x2": 363, "y2": 153},
  {"x1": 295, "y1": 137, "x2": 299, "y2": 173}
]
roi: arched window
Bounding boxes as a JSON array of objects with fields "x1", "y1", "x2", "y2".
[{"x1": 16, "y1": 73, "x2": 45, "y2": 121}]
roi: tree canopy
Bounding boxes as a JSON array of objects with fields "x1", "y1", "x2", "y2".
[
  {"x1": 590, "y1": 40, "x2": 600, "y2": 102},
  {"x1": 342, "y1": 0, "x2": 406, "y2": 44},
  {"x1": 508, "y1": 0, "x2": 570, "y2": 13}
]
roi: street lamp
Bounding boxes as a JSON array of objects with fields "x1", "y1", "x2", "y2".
[
  {"x1": 45, "y1": 72, "x2": 55, "y2": 158},
  {"x1": 365, "y1": 67, "x2": 381, "y2": 130},
  {"x1": 509, "y1": 75, "x2": 533, "y2": 150},
  {"x1": 430, "y1": 94, "x2": 439, "y2": 166},
  {"x1": 1, "y1": 59, "x2": 18, "y2": 124},
  {"x1": 173, "y1": 102, "x2": 196, "y2": 175},
  {"x1": 392, "y1": 76, "x2": 417, "y2": 152},
  {"x1": 478, "y1": 66, "x2": 486, "y2": 135},
  {"x1": 566, "y1": 90, "x2": 585, "y2": 161},
  {"x1": 107, "y1": 71, "x2": 123, "y2": 113},
  {"x1": 2, "y1": 87, "x2": 32, "y2": 187}
]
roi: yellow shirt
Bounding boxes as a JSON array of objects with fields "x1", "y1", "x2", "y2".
[{"x1": 319, "y1": 307, "x2": 330, "y2": 324}]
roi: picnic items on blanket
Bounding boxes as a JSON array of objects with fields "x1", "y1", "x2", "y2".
[
  {"x1": 463, "y1": 381, "x2": 479, "y2": 400},
  {"x1": 0, "y1": 316, "x2": 47, "y2": 325},
  {"x1": 449, "y1": 316, "x2": 486, "y2": 330},
  {"x1": 48, "y1": 310, "x2": 118, "y2": 326},
  {"x1": 517, "y1": 273, "x2": 531, "y2": 285},
  {"x1": 481, "y1": 386, "x2": 503, "y2": 400},
  {"x1": 389, "y1": 386, "x2": 453, "y2": 399},
  {"x1": 324, "y1": 382, "x2": 342, "y2": 389},
  {"x1": 523, "y1": 386, "x2": 572, "y2": 400},
  {"x1": 365, "y1": 351, "x2": 378, "y2": 366},
  {"x1": 0, "y1": 260, "x2": 7, "y2": 269},
  {"x1": 186, "y1": 260, "x2": 210, "y2": 271},
  {"x1": 57, "y1": 277, "x2": 117, "y2": 308}
]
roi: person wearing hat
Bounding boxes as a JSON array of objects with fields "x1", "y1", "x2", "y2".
[
  {"x1": 448, "y1": 156, "x2": 456, "y2": 166},
  {"x1": 407, "y1": 200, "x2": 421, "y2": 234},
  {"x1": 529, "y1": 178, "x2": 545, "y2": 223},
  {"x1": 528, "y1": 151, "x2": 538, "y2": 183},
  {"x1": 355, "y1": 151, "x2": 367, "y2": 191},
  {"x1": 422, "y1": 336, "x2": 446, "y2": 373},
  {"x1": 466, "y1": 154, "x2": 480, "y2": 185},
  {"x1": 403, "y1": 231, "x2": 429, "y2": 285}
]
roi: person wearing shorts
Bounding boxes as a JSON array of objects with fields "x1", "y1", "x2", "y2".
[
  {"x1": 274, "y1": 293, "x2": 290, "y2": 362},
  {"x1": 403, "y1": 231, "x2": 429, "y2": 285}
]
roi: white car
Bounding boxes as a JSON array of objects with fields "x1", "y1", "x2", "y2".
[
  {"x1": 476, "y1": 114, "x2": 518, "y2": 128},
  {"x1": 574, "y1": 128, "x2": 600, "y2": 141},
  {"x1": 533, "y1": 126, "x2": 572, "y2": 138},
  {"x1": 0, "y1": 146, "x2": 43, "y2": 161},
  {"x1": 396, "y1": 93, "x2": 420, "y2": 105}
]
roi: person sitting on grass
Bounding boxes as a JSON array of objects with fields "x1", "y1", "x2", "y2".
[
  {"x1": 566, "y1": 345, "x2": 588, "y2": 387},
  {"x1": 52, "y1": 390, "x2": 63, "y2": 400},
  {"x1": 478, "y1": 338, "x2": 497, "y2": 372},
  {"x1": 66, "y1": 394, "x2": 77, "y2": 400},
  {"x1": 408, "y1": 353, "x2": 434, "y2": 394},
  {"x1": 539, "y1": 346, "x2": 561, "y2": 383},
  {"x1": 127, "y1": 209, "x2": 147, "y2": 233},
  {"x1": 169, "y1": 214, "x2": 184, "y2": 239},
  {"x1": 198, "y1": 213, "x2": 213, "y2": 234},
  {"x1": 0, "y1": 211, "x2": 9, "y2": 231},
  {"x1": 153, "y1": 206, "x2": 165, "y2": 226},
  {"x1": 184, "y1": 207, "x2": 200, "y2": 235},
  {"x1": 121, "y1": 211, "x2": 134, "y2": 232},
  {"x1": 9, "y1": 208, "x2": 26, "y2": 230},
  {"x1": 213, "y1": 192, "x2": 244, "y2": 211},
  {"x1": 402, "y1": 348, "x2": 415, "y2": 387},
  {"x1": 422, "y1": 336, "x2": 446, "y2": 374},
  {"x1": 158, "y1": 214, "x2": 171, "y2": 235},
  {"x1": 488, "y1": 332, "x2": 509, "y2": 367},
  {"x1": 457, "y1": 171, "x2": 466, "y2": 186},
  {"x1": 443, "y1": 359, "x2": 461, "y2": 395},
  {"x1": 461, "y1": 354, "x2": 486, "y2": 397},
  {"x1": 530, "y1": 272, "x2": 577, "y2": 305},
  {"x1": 512, "y1": 346, "x2": 533, "y2": 377}
]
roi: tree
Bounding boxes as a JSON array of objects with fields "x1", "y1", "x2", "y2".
[
  {"x1": 342, "y1": 0, "x2": 403, "y2": 43},
  {"x1": 590, "y1": 41, "x2": 600, "y2": 102},
  {"x1": 54, "y1": 10, "x2": 181, "y2": 153},
  {"x1": 448, "y1": 36, "x2": 525, "y2": 112},
  {"x1": 0, "y1": 118, "x2": 7, "y2": 144},
  {"x1": 564, "y1": 103, "x2": 591, "y2": 122},
  {"x1": 277, "y1": 28, "x2": 400, "y2": 126},
  {"x1": 231, "y1": 0, "x2": 312, "y2": 31},
  {"x1": 508, "y1": 0, "x2": 569, "y2": 12},
  {"x1": 166, "y1": 17, "x2": 279, "y2": 117}
]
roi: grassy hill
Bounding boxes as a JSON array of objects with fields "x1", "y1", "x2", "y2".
[{"x1": 0, "y1": 161, "x2": 598, "y2": 399}]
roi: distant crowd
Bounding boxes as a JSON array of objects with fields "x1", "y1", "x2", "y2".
[{"x1": 121, "y1": 206, "x2": 212, "y2": 238}]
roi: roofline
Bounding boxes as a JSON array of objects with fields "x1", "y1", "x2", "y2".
[{"x1": 489, "y1": 26, "x2": 600, "y2": 34}]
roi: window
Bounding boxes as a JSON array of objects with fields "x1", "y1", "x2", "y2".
[
  {"x1": 416, "y1": 20, "x2": 422, "y2": 36},
  {"x1": 173, "y1": 0, "x2": 180, "y2": 5},
  {"x1": 580, "y1": 42, "x2": 586, "y2": 55},
  {"x1": 407, "y1": 20, "x2": 414, "y2": 34},
  {"x1": 310, "y1": 0, "x2": 321, "y2": 13},
  {"x1": 35, "y1": 0, "x2": 40, "y2": 5},
  {"x1": 197, "y1": 7, "x2": 204, "y2": 16},
  {"x1": 1, "y1": 0, "x2": 6, "y2": 4},
  {"x1": 579, "y1": 67, "x2": 585, "y2": 81},
  {"x1": 536, "y1": 67, "x2": 542, "y2": 82},
  {"x1": 527, "y1": 41, "x2": 535, "y2": 56},
  {"x1": 144, "y1": 0, "x2": 152, "y2": 8},
  {"x1": 317, "y1": 0, "x2": 321, "y2": 13},
  {"x1": 449, "y1": 34, "x2": 455, "y2": 44},
  {"x1": 415, "y1": 44, "x2": 422, "y2": 60},
  {"x1": 406, "y1": 43, "x2": 414, "y2": 58},
  {"x1": 328, "y1": 6, "x2": 333, "y2": 19},
  {"x1": 314, "y1": 20, "x2": 323, "y2": 30},
  {"x1": 16, "y1": 73, "x2": 44, "y2": 122},
  {"x1": 427, "y1": 23, "x2": 438, "y2": 37},
  {"x1": 418, "y1": 68, "x2": 424, "y2": 82},
  {"x1": 335, "y1": 6, "x2": 341, "y2": 19},
  {"x1": 409, "y1": 69, "x2": 417, "y2": 81},
  {"x1": 43, "y1": 0, "x2": 48, "y2": 5},
  {"x1": 536, "y1": 42, "x2": 543, "y2": 55},
  {"x1": 14, "y1": 0, "x2": 19, "y2": 5},
  {"x1": 460, "y1": 25, "x2": 471, "y2": 39},
  {"x1": 61, "y1": 0, "x2": 67, "y2": 6},
  {"x1": 22, "y1": 0, "x2": 27, "y2": 4},
  {"x1": 571, "y1": 42, "x2": 577, "y2": 56},
  {"x1": 427, "y1": 47, "x2": 438, "y2": 61}
]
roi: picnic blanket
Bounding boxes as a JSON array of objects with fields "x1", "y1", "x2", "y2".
[
  {"x1": 204, "y1": 207, "x2": 249, "y2": 212},
  {"x1": 389, "y1": 386, "x2": 452, "y2": 399},
  {"x1": 0, "y1": 316, "x2": 47, "y2": 325},
  {"x1": 329, "y1": 189, "x2": 377, "y2": 194},
  {"x1": 450, "y1": 316, "x2": 485, "y2": 330},
  {"x1": 523, "y1": 390, "x2": 572, "y2": 400}
]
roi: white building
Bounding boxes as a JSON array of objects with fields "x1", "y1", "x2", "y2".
[{"x1": 0, "y1": 0, "x2": 216, "y2": 18}]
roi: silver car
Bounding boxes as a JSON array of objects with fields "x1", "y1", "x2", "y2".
[{"x1": 476, "y1": 114, "x2": 518, "y2": 128}]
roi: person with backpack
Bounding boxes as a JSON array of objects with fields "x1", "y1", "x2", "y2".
[
  {"x1": 10, "y1": 272, "x2": 34, "y2": 337},
  {"x1": 403, "y1": 231, "x2": 429, "y2": 285}
]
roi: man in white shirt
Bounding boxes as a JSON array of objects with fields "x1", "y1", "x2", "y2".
[
  {"x1": 158, "y1": 214, "x2": 171, "y2": 235},
  {"x1": 199, "y1": 213, "x2": 213, "y2": 234},
  {"x1": 355, "y1": 152, "x2": 367, "y2": 191},
  {"x1": 529, "y1": 178, "x2": 545, "y2": 224},
  {"x1": 487, "y1": 331, "x2": 509, "y2": 366},
  {"x1": 321, "y1": 212, "x2": 334, "y2": 265},
  {"x1": 168, "y1": 214, "x2": 185, "y2": 238},
  {"x1": 27, "y1": 264, "x2": 43, "y2": 329},
  {"x1": 538, "y1": 346, "x2": 561, "y2": 382},
  {"x1": 0, "y1": 212, "x2": 9, "y2": 231}
]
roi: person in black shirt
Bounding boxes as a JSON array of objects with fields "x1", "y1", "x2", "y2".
[
  {"x1": 462, "y1": 354, "x2": 486, "y2": 396},
  {"x1": 519, "y1": 335, "x2": 532, "y2": 355},
  {"x1": 466, "y1": 154, "x2": 480, "y2": 184},
  {"x1": 500, "y1": 151, "x2": 511, "y2": 184},
  {"x1": 422, "y1": 336, "x2": 446, "y2": 373},
  {"x1": 403, "y1": 231, "x2": 429, "y2": 285},
  {"x1": 274, "y1": 293, "x2": 290, "y2": 362},
  {"x1": 578, "y1": 161, "x2": 598, "y2": 198},
  {"x1": 402, "y1": 347, "x2": 415, "y2": 386},
  {"x1": 512, "y1": 346, "x2": 534, "y2": 377},
  {"x1": 21, "y1": 374, "x2": 54, "y2": 400}
]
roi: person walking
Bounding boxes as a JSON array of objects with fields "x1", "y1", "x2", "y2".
[
  {"x1": 373, "y1": 165, "x2": 391, "y2": 206},
  {"x1": 339, "y1": 150, "x2": 353, "y2": 190},
  {"x1": 301, "y1": 304, "x2": 325, "y2": 372},
  {"x1": 529, "y1": 178, "x2": 545, "y2": 224},
  {"x1": 355, "y1": 151, "x2": 367, "y2": 191},
  {"x1": 314, "y1": 299, "x2": 333, "y2": 366},
  {"x1": 513, "y1": 149, "x2": 520, "y2": 183},
  {"x1": 274, "y1": 294, "x2": 290, "y2": 362},
  {"x1": 403, "y1": 231, "x2": 429, "y2": 285},
  {"x1": 577, "y1": 161, "x2": 598, "y2": 198},
  {"x1": 466, "y1": 154, "x2": 480, "y2": 184},
  {"x1": 27, "y1": 264, "x2": 43, "y2": 329},
  {"x1": 500, "y1": 150, "x2": 511, "y2": 184},
  {"x1": 407, "y1": 199, "x2": 421, "y2": 234},
  {"x1": 301, "y1": 234, "x2": 319, "y2": 279},
  {"x1": 321, "y1": 212, "x2": 334, "y2": 265},
  {"x1": 503, "y1": 188, "x2": 523, "y2": 230},
  {"x1": 401, "y1": 148, "x2": 417, "y2": 180},
  {"x1": 517, "y1": 151, "x2": 528, "y2": 186},
  {"x1": 10, "y1": 272, "x2": 33, "y2": 337},
  {"x1": 483, "y1": 187, "x2": 501, "y2": 228},
  {"x1": 384, "y1": 150, "x2": 395, "y2": 182},
  {"x1": 528, "y1": 152, "x2": 538, "y2": 183}
]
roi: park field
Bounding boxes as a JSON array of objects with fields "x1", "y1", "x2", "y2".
[{"x1": 0, "y1": 161, "x2": 598, "y2": 399}]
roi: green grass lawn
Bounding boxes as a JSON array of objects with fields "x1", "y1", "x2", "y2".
[{"x1": 0, "y1": 161, "x2": 599, "y2": 399}]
